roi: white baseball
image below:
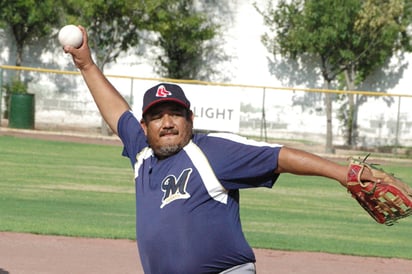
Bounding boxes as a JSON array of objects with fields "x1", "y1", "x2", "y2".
[{"x1": 58, "y1": 25, "x2": 83, "y2": 48}]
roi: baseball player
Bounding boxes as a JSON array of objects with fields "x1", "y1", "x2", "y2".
[{"x1": 63, "y1": 26, "x2": 377, "y2": 274}]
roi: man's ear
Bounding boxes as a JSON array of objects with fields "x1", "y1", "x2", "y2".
[{"x1": 140, "y1": 118, "x2": 148, "y2": 135}]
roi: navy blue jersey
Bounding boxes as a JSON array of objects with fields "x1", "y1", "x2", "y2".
[{"x1": 118, "y1": 111, "x2": 282, "y2": 274}]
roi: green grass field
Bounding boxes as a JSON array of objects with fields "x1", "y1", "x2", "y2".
[{"x1": 1, "y1": 135, "x2": 412, "y2": 259}]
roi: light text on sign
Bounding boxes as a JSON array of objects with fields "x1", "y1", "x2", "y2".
[{"x1": 193, "y1": 107, "x2": 235, "y2": 120}]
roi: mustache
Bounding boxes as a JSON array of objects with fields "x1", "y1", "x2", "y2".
[{"x1": 160, "y1": 129, "x2": 179, "y2": 136}]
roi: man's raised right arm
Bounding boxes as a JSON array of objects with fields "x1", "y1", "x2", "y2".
[{"x1": 63, "y1": 26, "x2": 130, "y2": 135}]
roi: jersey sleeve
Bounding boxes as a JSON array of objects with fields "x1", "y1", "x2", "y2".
[
  {"x1": 117, "y1": 111, "x2": 148, "y2": 166},
  {"x1": 195, "y1": 133, "x2": 282, "y2": 189}
]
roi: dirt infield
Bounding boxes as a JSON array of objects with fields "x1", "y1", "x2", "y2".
[
  {"x1": 1, "y1": 127, "x2": 412, "y2": 273},
  {"x1": 1, "y1": 232, "x2": 412, "y2": 274}
]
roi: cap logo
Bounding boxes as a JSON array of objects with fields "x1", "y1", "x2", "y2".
[{"x1": 156, "y1": 85, "x2": 172, "y2": 98}]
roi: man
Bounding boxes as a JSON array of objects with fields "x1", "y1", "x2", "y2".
[{"x1": 64, "y1": 26, "x2": 376, "y2": 274}]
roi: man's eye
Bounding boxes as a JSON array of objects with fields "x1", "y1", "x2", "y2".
[
  {"x1": 172, "y1": 111, "x2": 184, "y2": 116},
  {"x1": 148, "y1": 113, "x2": 161, "y2": 120}
]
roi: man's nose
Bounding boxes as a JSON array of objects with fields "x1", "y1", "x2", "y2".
[{"x1": 161, "y1": 114, "x2": 174, "y2": 127}]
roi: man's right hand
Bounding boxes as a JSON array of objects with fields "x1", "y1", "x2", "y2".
[{"x1": 63, "y1": 25, "x2": 94, "y2": 71}]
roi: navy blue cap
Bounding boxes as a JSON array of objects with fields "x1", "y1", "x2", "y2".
[{"x1": 142, "y1": 83, "x2": 191, "y2": 115}]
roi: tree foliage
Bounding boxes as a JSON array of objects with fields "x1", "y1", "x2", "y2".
[
  {"x1": 0, "y1": 0, "x2": 227, "y2": 82},
  {"x1": 62, "y1": 0, "x2": 227, "y2": 80},
  {"x1": 256, "y1": 0, "x2": 412, "y2": 148},
  {"x1": 144, "y1": 0, "x2": 224, "y2": 81},
  {"x1": 347, "y1": 0, "x2": 412, "y2": 85},
  {"x1": 339, "y1": 0, "x2": 412, "y2": 146},
  {"x1": 62, "y1": 0, "x2": 147, "y2": 71},
  {"x1": 258, "y1": 0, "x2": 365, "y2": 82},
  {"x1": 0, "y1": 0, "x2": 63, "y2": 68}
]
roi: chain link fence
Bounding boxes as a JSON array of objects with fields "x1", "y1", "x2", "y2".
[{"x1": 1, "y1": 65, "x2": 412, "y2": 153}]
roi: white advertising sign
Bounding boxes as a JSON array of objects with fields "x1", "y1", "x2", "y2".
[{"x1": 182, "y1": 84, "x2": 240, "y2": 133}]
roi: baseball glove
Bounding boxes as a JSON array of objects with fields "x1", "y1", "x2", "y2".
[{"x1": 347, "y1": 155, "x2": 412, "y2": 226}]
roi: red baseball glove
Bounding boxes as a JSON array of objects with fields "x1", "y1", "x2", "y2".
[{"x1": 347, "y1": 155, "x2": 412, "y2": 225}]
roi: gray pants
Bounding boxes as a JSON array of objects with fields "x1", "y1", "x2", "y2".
[{"x1": 220, "y1": 262, "x2": 256, "y2": 274}]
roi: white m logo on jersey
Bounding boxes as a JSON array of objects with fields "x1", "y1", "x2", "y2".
[{"x1": 160, "y1": 168, "x2": 192, "y2": 208}]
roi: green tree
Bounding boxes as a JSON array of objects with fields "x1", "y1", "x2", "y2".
[
  {"x1": 256, "y1": 0, "x2": 412, "y2": 151},
  {"x1": 339, "y1": 0, "x2": 412, "y2": 146},
  {"x1": 256, "y1": 0, "x2": 359, "y2": 152},
  {"x1": 62, "y1": 0, "x2": 146, "y2": 71},
  {"x1": 63, "y1": 0, "x2": 228, "y2": 81},
  {"x1": 145, "y1": 0, "x2": 225, "y2": 81},
  {"x1": 0, "y1": 0, "x2": 63, "y2": 72}
]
